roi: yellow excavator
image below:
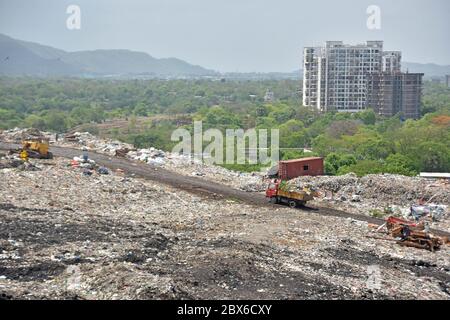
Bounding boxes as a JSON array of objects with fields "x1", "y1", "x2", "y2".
[{"x1": 15, "y1": 139, "x2": 53, "y2": 159}]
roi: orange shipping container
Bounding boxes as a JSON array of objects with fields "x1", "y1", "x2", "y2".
[{"x1": 278, "y1": 157, "x2": 324, "y2": 180}]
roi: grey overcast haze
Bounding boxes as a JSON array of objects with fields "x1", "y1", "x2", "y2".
[{"x1": 0, "y1": 0, "x2": 449, "y2": 72}]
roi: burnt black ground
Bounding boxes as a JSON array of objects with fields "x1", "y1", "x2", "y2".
[{"x1": 1, "y1": 203, "x2": 448, "y2": 299}]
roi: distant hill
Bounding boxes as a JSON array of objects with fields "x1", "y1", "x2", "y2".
[
  {"x1": 223, "y1": 71, "x2": 301, "y2": 80},
  {"x1": 2, "y1": 33, "x2": 449, "y2": 79},
  {"x1": 402, "y1": 62, "x2": 450, "y2": 78},
  {"x1": 0, "y1": 33, "x2": 216, "y2": 77},
  {"x1": 0, "y1": 34, "x2": 82, "y2": 76}
]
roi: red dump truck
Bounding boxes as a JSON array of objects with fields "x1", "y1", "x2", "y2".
[
  {"x1": 265, "y1": 157, "x2": 323, "y2": 207},
  {"x1": 265, "y1": 179, "x2": 318, "y2": 208}
]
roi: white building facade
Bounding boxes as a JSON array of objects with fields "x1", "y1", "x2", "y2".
[{"x1": 303, "y1": 41, "x2": 404, "y2": 113}]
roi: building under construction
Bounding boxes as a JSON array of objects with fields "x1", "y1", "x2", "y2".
[
  {"x1": 303, "y1": 41, "x2": 423, "y2": 119},
  {"x1": 367, "y1": 72, "x2": 424, "y2": 119}
]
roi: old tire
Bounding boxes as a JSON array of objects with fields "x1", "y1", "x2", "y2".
[
  {"x1": 288, "y1": 200, "x2": 297, "y2": 208},
  {"x1": 269, "y1": 197, "x2": 277, "y2": 204}
]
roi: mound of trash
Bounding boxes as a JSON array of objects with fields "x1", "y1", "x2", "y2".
[
  {"x1": 289, "y1": 173, "x2": 449, "y2": 229},
  {"x1": 59, "y1": 130, "x2": 268, "y2": 190},
  {"x1": 126, "y1": 148, "x2": 166, "y2": 166},
  {"x1": 290, "y1": 173, "x2": 449, "y2": 205},
  {"x1": 63, "y1": 132, "x2": 135, "y2": 157},
  {"x1": 0, "y1": 128, "x2": 55, "y2": 143},
  {"x1": 0, "y1": 156, "x2": 41, "y2": 172}
]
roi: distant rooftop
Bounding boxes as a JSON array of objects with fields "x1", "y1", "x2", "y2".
[
  {"x1": 280, "y1": 157, "x2": 323, "y2": 164},
  {"x1": 325, "y1": 40, "x2": 384, "y2": 48},
  {"x1": 419, "y1": 173, "x2": 450, "y2": 179}
]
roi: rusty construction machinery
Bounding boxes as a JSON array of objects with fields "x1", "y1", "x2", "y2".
[{"x1": 385, "y1": 217, "x2": 444, "y2": 252}]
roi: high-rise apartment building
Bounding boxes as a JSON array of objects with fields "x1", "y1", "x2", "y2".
[
  {"x1": 303, "y1": 47, "x2": 326, "y2": 109},
  {"x1": 324, "y1": 41, "x2": 383, "y2": 113},
  {"x1": 303, "y1": 41, "x2": 384, "y2": 112},
  {"x1": 303, "y1": 41, "x2": 423, "y2": 119}
]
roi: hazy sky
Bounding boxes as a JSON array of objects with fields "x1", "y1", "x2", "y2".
[{"x1": 1, "y1": 0, "x2": 449, "y2": 72}]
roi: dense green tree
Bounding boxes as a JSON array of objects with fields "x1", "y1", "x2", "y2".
[
  {"x1": 255, "y1": 105, "x2": 269, "y2": 117},
  {"x1": 356, "y1": 109, "x2": 376, "y2": 125},
  {"x1": 326, "y1": 120, "x2": 360, "y2": 139},
  {"x1": 417, "y1": 142, "x2": 450, "y2": 172},
  {"x1": 0, "y1": 108, "x2": 21, "y2": 129},
  {"x1": 268, "y1": 104, "x2": 296, "y2": 124},
  {"x1": 202, "y1": 106, "x2": 242, "y2": 129},
  {"x1": 24, "y1": 114, "x2": 46, "y2": 130},
  {"x1": 324, "y1": 153, "x2": 357, "y2": 175},
  {"x1": 133, "y1": 102, "x2": 148, "y2": 116},
  {"x1": 44, "y1": 111, "x2": 67, "y2": 132},
  {"x1": 384, "y1": 154, "x2": 417, "y2": 176},
  {"x1": 337, "y1": 160, "x2": 385, "y2": 177}
]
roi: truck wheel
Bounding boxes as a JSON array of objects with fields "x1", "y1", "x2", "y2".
[
  {"x1": 269, "y1": 197, "x2": 277, "y2": 204},
  {"x1": 288, "y1": 200, "x2": 297, "y2": 208}
]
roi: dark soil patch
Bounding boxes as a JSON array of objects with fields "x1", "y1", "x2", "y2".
[
  {"x1": 324, "y1": 247, "x2": 450, "y2": 296},
  {"x1": 0, "y1": 262, "x2": 65, "y2": 282}
]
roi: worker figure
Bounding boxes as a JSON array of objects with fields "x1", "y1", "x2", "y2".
[
  {"x1": 20, "y1": 150, "x2": 29, "y2": 162},
  {"x1": 82, "y1": 147, "x2": 89, "y2": 163}
]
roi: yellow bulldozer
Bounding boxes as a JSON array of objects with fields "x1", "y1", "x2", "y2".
[{"x1": 12, "y1": 139, "x2": 53, "y2": 159}]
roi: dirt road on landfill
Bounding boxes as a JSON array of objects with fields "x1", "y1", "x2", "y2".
[{"x1": 1, "y1": 142, "x2": 449, "y2": 238}]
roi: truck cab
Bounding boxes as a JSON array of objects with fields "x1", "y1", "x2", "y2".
[{"x1": 265, "y1": 180, "x2": 280, "y2": 199}]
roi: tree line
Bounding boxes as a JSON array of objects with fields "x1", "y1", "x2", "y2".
[{"x1": 0, "y1": 77, "x2": 448, "y2": 175}]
